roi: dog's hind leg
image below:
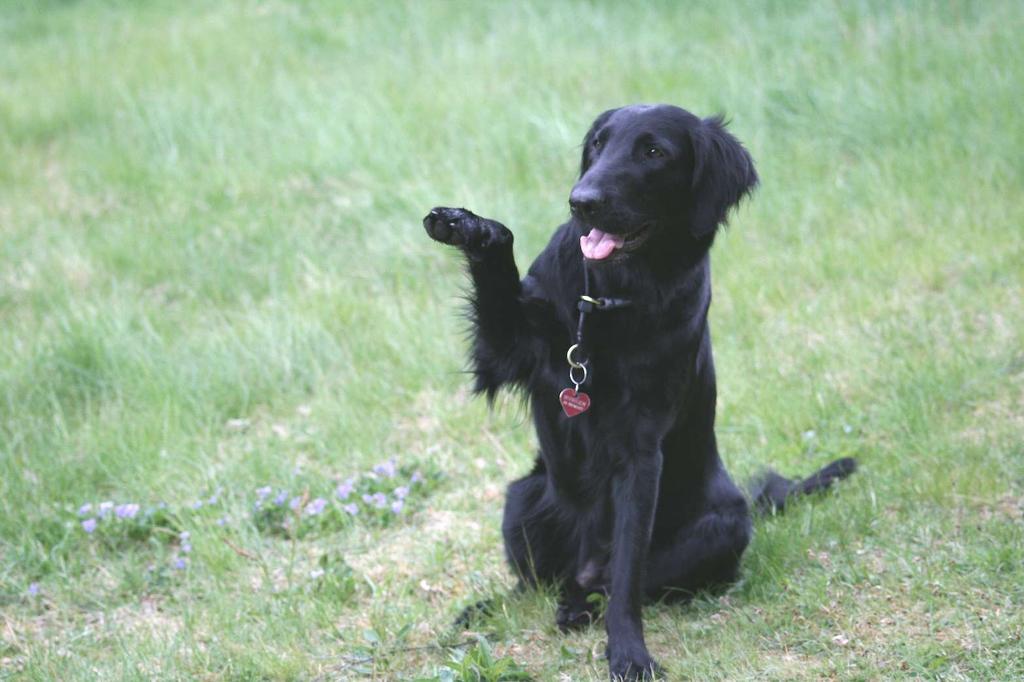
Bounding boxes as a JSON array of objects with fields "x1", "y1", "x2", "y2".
[
  {"x1": 502, "y1": 468, "x2": 613, "y2": 633},
  {"x1": 556, "y1": 504, "x2": 612, "y2": 632},
  {"x1": 645, "y1": 497, "x2": 752, "y2": 598},
  {"x1": 455, "y1": 470, "x2": 571, "y2": 629},
  {"x1": 501, "y1": 469, "x2": 573, "y2": 586}
]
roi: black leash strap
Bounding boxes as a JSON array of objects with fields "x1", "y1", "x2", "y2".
[{"x1": 572, "y1": 263, "x2": 632, "y2": 357}]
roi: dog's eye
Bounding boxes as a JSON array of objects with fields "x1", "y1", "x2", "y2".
[
  {"x1": 644, "y1": 145, "x2": 665, "y2": 159},
  {"x1": 593, "y1": 138, "x2": 603, "y2": 150}
]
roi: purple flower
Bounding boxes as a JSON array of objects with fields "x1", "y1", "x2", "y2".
[
  {"x1": 373, "y1": 459, "x2": 397, "y2": 478},
  {"x1": 342, "y1": 503, "x2": 359, "y2": 516},
  {"x1": 191, "y1": 500, "x2": 204, "y2": 510},
  {"x1": 82, "y1": 518, "x2": 98, "y2": 533},
  {"x1": 393, "y1": 486, "x2": 409, "y2": 500},
  {"x1": 411, "y1": 471, "x2": 424, "y2": 484},
  {"x1": 391, "y1": 499, "x2": 404, "y2": 514},
  {"x1": 28, "y1": 582, "x2": 39, "y2": 596},
  {"x1": 255, "y1": 486, "x2": 272, "y2": 499},
  {"x1": 289, "y1": 497, "x2": 302, "y2": 511},
  {"x1": 173, "y1": 557, "x2": 187, "y2": 570},
  {"x1": 115, "y1": 503, "x2": 140, "y2": 519},
  {"x1": 78, "y1": 503, "x2": 92, "y2": 516},
  {"x1": 181, "y1": 543, "x2": 192, "y2": 554},
  {"x1": 98, "y1": 501, "x2": 114, "y2": 517},
  {"x1": 305, "y1": 498, "x2": 327, "y2": 516},
  {"x1": 362, "y1": 492, "x2": 390, "y2": 508},
  {"x1": 274, "y1": 491, "x2": 289, "y2": 506},
  {"x1": 179, "y1": 531, "x2": 190, "y2": 542},
  {"x1": 216, "y1": 516, "x2": 228, "y2": 526},
  {"x1": 335, "y1": 479, "x2": 355, "y2": 500}
]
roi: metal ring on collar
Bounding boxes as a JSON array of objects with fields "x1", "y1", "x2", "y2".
[
  {"x1": 569, "y1": 363, "x2": 587, "y2": 387},
  {"x1": 566, "y1": 343, "x2": 586, "y2": 369}
]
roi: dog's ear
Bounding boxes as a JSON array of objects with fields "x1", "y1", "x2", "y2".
[
  {"x1": 688, "y1": 116, "x2": 758, "y2": 239},
  {"x1": 579, "y1": 108, "x2": 619, "y2": 176}
]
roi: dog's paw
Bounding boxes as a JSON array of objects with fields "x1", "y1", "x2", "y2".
[
  {"x1": 423, "y1": 207, "x2": 512, "y2": 256},
  {"x1": 556, "y1": 600, "x2": 598, "y2": 633},
  {"x1": 606, "y1": 646, "x2": 664, "y2": 681}
]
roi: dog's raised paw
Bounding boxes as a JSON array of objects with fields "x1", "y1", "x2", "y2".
[{"x1": 423, "y1": 207, "x2": 511, "y2": 255}]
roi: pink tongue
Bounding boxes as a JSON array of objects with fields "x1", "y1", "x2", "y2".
[{"x1": 579, "y1": 228, "x2": 625, "y2": 260}]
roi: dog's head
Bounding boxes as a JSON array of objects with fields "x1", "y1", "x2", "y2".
[{"x1": 571, "y1": 104, "x2": 758, "y2": 262}]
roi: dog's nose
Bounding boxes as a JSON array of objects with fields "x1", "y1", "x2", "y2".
[{"x1": 569, "y1": 187, "x2": 605, "y2": 218}]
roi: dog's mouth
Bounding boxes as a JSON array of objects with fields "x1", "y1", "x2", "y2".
[{"x1": 579, "y1": 225, "x2": 651, "y2": 260}]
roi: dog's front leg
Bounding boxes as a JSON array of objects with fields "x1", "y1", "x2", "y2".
[
  {"x1": 605, "y1": 449, "x2": 663, "y2": 680},
  {"x1": 423, "y1": 206, "x2": 536, "y2": 394}
]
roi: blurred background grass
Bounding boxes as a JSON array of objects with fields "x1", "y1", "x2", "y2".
[{"x1": 1, "y1": 1, "x2": 1021, "y2": 679}]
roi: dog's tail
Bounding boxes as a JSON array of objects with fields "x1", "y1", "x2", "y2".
[{"x1": 749, "y1": 457, "x2": 858, "y2": 514}]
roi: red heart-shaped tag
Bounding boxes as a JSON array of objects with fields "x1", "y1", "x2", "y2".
[{"x1": 559, "y1": 387, "x2": 591, "y2": 417}]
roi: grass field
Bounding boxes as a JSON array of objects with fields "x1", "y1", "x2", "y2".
[{"x1": 2, "y1": 1, "x2": 1022, "y2": 679}]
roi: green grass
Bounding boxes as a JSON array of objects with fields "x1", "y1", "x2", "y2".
[{"x1": 1, "y1": 1, "x2": 1022, "y2": 679}]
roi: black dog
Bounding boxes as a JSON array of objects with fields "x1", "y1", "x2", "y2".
[{"x1": 424, "y1": 104, "x2": 855, "y2": 680}]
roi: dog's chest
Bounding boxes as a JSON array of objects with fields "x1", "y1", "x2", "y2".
[{"x1": 573, "y1": 309, "x2": 691, "y2": 401}]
